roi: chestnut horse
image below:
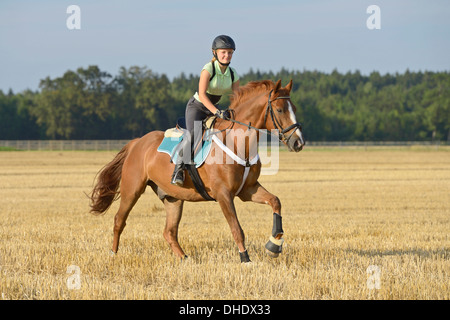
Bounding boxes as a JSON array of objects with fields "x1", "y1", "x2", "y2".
[{"x1": 89, "y1": 79, "x2": 304, "y2": 262}]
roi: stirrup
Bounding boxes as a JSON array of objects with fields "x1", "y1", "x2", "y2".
[{"x1": 171, "y1": 165, "x2": 185, "y2": 186}]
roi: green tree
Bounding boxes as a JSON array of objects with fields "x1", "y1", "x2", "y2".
[
  {"x1": 32, "y1": 66, "x2": 115, "y2": 139},
  {"x1": 1, "y1": 67, "x2": 448, "y2": 142}
]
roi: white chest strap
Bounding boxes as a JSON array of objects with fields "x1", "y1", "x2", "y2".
[{"x1": 211, "y1": 135, "x2": 259, "y2": 195}]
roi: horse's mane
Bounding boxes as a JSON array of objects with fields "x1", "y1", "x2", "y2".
[{"x1": 229, "y1": 80, "x2": 274, "y2": 108}]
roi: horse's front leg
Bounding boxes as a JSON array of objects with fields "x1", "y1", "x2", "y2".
[
  {"x1": 217, "y1": 191, "x2": 251, "y2": 263},
  {"x1": 238, "y1": 182, "x2": 284, "y2": 258}
]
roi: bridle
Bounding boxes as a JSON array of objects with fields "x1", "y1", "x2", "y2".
[
  {"x1": 211, "y1": 89, "x2": 303, "y2": 145},
  {"x1": 263, "y1": 89, "x2": 303, "y2": 144}
]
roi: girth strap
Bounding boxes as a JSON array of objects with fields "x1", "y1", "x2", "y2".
[{"x1": 184, "y1": 164, "x2": 215, "y2": 201}]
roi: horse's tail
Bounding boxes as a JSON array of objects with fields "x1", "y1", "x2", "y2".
[{"x1": 89, "y1": 139, "x2": 139, "y2": 215}]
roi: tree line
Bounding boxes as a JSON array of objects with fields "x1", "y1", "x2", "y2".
[{"x1": 1, "y1": 65, "x2": 449, "y2": 141}]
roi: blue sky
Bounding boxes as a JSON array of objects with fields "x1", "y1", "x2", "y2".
[{"x1": 1, "y1": 0, "x2": 449, "y2": 92}]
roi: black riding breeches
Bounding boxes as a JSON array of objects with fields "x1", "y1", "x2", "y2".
[
  {"x1": 175, "y1": 96, "x2": 215, "y2": 164},
  {"x1": 185, "y1": 96, "x2": 214, "y2": 150}
]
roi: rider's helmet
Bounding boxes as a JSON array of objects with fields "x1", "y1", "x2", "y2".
[{"x1": 212, "y1": 35, "x2": 236, "y2": 51}]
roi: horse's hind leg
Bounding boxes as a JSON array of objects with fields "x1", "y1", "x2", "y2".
[
  {"x1": 162, "y1": 196, "x2": 186, "y2": 259},
  {"x1": 111, "y1": 175, "x2": 146, "y2": 254}
]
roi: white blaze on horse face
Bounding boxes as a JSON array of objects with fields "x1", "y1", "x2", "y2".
[{"x1": 287, "y1": 100, "x2": 302, "y2": 139}]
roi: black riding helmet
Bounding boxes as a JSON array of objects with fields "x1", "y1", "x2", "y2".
[
  {"x1": 212, "y1": 35, "x2": 235, "y2": 66},
  {"x1": 212, "y1": 35, "x2": 236, "y2": 51}
]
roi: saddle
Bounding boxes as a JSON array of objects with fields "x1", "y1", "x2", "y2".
[
  {"x1": 157, "y1": 116, "x2": 217, "y2": 201},
  {"x1": 157, "y1": 116, "x2": 216, "y2": 168}
]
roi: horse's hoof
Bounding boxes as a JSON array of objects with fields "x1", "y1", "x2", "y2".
[
  {"x1": 265, "y1": 236, "x2": 284, "y2": 258},
  {"x1": 265, "y1": 248, "x2": 280, "y2": 258}
]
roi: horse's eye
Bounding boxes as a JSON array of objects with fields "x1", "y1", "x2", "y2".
[{"x1": 276, "y1": 109, "x2": 283, "y2": 113}]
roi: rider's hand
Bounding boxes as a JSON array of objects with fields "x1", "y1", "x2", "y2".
[{"x1": 215, "y1": 109, "x2": 231, "y2": 120}]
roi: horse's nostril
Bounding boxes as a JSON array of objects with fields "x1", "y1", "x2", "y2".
[{"x1": 294, "y1": 140, "x2": 304, "y2": 152}]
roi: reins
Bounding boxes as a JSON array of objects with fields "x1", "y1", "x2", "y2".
[{"x1": 210, "y1": 89, "x2": 302, "y2": 144}]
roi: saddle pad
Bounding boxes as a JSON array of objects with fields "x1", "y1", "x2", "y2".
[
  {"x1": 157, "y1": 128, "x2": 213, "y2": 168},
  {"x1": 164, "y1": 127, "x2": 184, "y2": 138},
  {"x1": 157, "y1": 134, "x2": 182, "y2": 158}
]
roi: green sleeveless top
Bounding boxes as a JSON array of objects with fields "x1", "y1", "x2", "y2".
[{"x1": 193, "y1": 60, "x2": 239, "y2": 104}]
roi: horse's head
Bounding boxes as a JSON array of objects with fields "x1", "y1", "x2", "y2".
[{"x1": 264, "y1": 80, "x2": 305, "y2": 152}]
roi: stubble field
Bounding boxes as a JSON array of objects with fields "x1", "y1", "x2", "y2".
[{"x1": 0, "y1": 146, "x2": 449, "y2": 300}]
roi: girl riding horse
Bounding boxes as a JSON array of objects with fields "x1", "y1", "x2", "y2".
[
  {"x1": 171, "y1": 35, "x2": 240, "y2": 186},
  {"x1": 89, "y1": 75, "x2": 305, "y2": 263}
]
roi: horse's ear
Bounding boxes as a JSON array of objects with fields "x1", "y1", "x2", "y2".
[
  {"x1": 285, "y1": 79, "x2": 293, "y2": 93},
  {"x1": 273, "y1": 79, "x2": 282, "y2": 92}
]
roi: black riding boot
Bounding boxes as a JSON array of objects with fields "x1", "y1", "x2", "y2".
[
  {"x1": 171, "y1": 163, "x2": 185, "y2": 186},
  {"x1": 171, "y1": 136, "x2": 192, "y2": 186}
]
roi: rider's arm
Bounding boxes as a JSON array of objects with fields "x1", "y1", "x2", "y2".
[{"x1": 198, "y1": 69, "x2": 219, "y2": 114}]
